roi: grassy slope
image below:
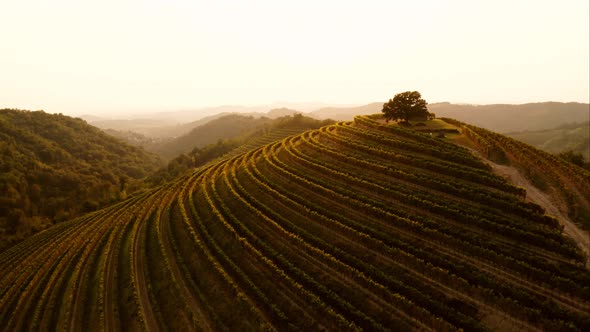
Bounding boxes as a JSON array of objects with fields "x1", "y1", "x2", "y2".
[{"x1": 1, "y1": 115, "x2": 589, "y2": 331}]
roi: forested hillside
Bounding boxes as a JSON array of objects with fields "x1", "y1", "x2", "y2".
[
  {"x1": 443, "y1": 117, "x2": 590, "y2": 231},
  {"x1": 2, "y1": 115, "x2": 588, "y2": 331},
  {"x1": 0, "y1": 109, "x2": 161, "y2": 252},
  {"x1": 149, "y1": 114, "x2": 275, "y2": 159},
  {"x1": 146, "y1": 114, "x2": 334, "y2": 186}
]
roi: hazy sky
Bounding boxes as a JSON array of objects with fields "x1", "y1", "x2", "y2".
[{"x1": 1, "y1": 0, "x2": 588, "y2": 116}]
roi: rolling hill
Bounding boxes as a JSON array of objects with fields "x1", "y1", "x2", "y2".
[
  {"x1": 90, "y1": 107, "x2": 301, "y2": 140},
  {"x1": 89, "y1": 113, "x2": 241, "y2": 139},
  {"x1": 148, "y1": 114, "x2": 276, "y2": 160},
  {"x1": 0, "y1": 109, "x2": 162, "y2": 252},
  {"x1": 505, "y1": 121, "x2": 589, "y2": 161},
  {"x1": 1, "y1": 115, "x2": 589, "y2": 331},
  {"x1": 147, "y1": 113, "x2": 334, "y2": 161}
]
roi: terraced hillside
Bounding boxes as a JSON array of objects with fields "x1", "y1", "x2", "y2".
[
  {"x1": 2, "y1": 116, "x2": 590, "y2": 331},
  {"x1": 443, "y1": 117, "x2": 590, "y2": 230}
]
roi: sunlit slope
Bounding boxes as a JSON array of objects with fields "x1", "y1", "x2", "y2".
[{"x1": 1, "y1": 116, "x2": 590, "y2": 331}]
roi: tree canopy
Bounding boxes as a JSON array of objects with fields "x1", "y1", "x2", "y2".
[
  {"x1": 558, "y1": 150, "x2": 589, "y2": 170},
  {"x1": 382, "y1": 91, "x2": 433, "y2": 123},
  {"x1": 0, "y1": 109, "x2": 162, "y2": 252}
]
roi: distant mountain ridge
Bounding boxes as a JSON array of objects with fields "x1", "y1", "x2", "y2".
[{"x1": 89, "y1": 102, "x2": 588, "y2": 140}]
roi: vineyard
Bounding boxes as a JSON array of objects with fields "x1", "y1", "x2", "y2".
[
  {"x1": 443, "y1": 117, "x2": 590, "y2": 229},
  {"x1": 1, "y1": 115, "x2": 589, "y2": 331}
]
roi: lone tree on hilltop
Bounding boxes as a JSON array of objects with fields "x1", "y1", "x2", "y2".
[{"x1": 382, "y1": 91, "x2": 434, "y2": 123}]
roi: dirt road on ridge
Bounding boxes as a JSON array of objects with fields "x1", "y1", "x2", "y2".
[{"x1": 484, "y1": 160, "x2": 590, "y2": 267}]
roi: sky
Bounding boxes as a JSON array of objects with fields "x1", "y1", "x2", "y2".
[{"x1": 1, "y1": 0, "x2": 588, "y2": 117}]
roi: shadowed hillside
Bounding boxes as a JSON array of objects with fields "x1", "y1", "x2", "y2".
[{"x1": 1, "y1": 115, "x2": 589, "y2": 331}]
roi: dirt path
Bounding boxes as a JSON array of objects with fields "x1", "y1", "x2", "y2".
[{"x1": 479, "y1": 157, "x2": 590, "y2": 267}]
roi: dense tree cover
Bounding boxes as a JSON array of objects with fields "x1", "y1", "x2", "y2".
[
  {"x1": 382, "y1": 91, "x2": 434, "y2": 123},
  {"x1": 0, "y1": 109, "x2": 162, "y2": 252},
  {"x1": 145, "y1": 113, "x2": 334, "y2": 186},
  {"x1": 558, "y1": 150, "x2": 590, "y2": 170},
  {"x1": 103, "y1": 128, "x2": 160, "y2": 147}
]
